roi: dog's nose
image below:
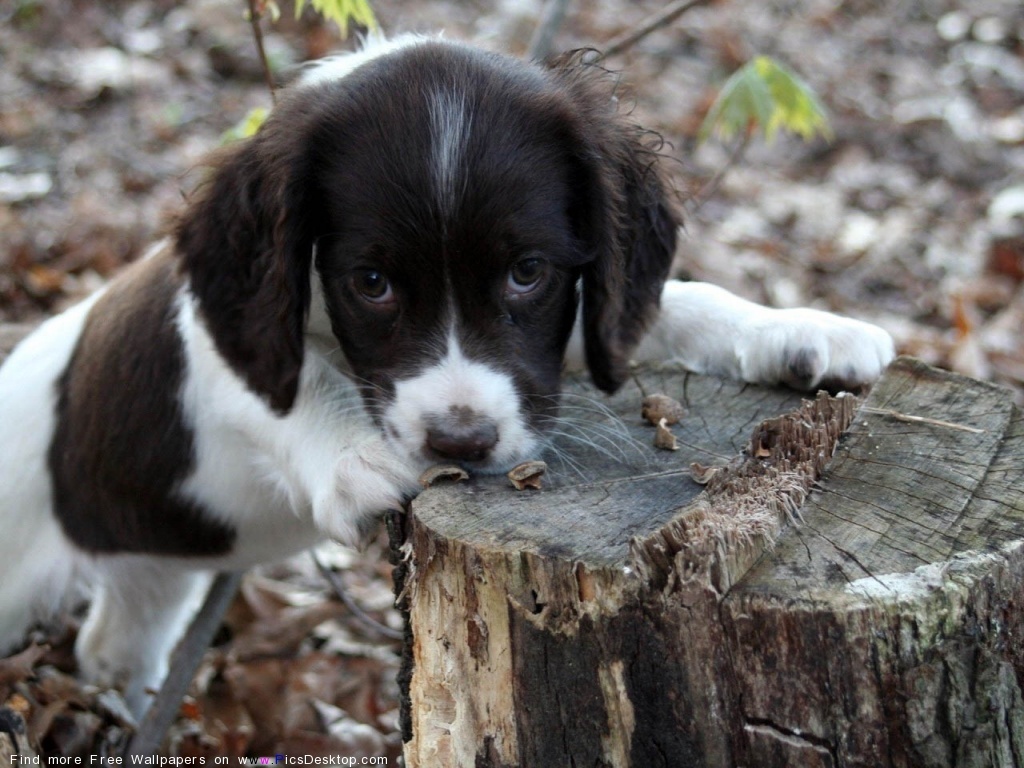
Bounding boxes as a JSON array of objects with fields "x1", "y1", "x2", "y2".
[{"x1": 425, "y1": 410, "x2": 499, "y2": 463}]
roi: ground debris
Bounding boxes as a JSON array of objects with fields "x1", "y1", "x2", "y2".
[
  {"x1": 641, "y1": 393, "x2": 686, "y2": 426},
  {"x1": 0, "y1": 539, "x2": 403, "y2": 761}
]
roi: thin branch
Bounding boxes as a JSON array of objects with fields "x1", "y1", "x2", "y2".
[
  {"x1": 125, "y1": 572, "x2": 243, "y2": 757},
  {"x1": 528, "y1": 0, "x2": 572, "y2": 61},
  {"x1": 603, "y1": 0, "x2": 713, "y2": 58},
  {"x1": 246, "y1": 0, "x2": 278, "y2": 104},
  {"x1": 860, "y1": 407, "x2": 986, "y2": 434},
  {"x1": 688, "y1": 130, "x2": 750, "y2": 213},
  {"x1": 313, "y1": 552, "x2": 404, "y2": 641}
]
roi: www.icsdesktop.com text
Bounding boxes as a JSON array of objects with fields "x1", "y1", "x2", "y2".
[{"x1": 8, "y1": 756, "x2": 387, "y2": 766}]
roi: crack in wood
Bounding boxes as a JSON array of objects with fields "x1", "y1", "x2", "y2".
[
  {"x1": 397, "y1": 358, "x2": 1024, "y2": 767},
  {"x1": 744, "y1": 717, "x2": 837, "y2": 759}
]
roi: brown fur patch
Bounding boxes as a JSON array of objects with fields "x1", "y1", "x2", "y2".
[{"x1": 48, "y1": 247, "x2": 236, "y2": 556}]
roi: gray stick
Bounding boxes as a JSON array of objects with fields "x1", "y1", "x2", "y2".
[
  {"x1": 528, "y1": 0, "x2": 572, "y2": 61},
  {"x1": 124, "y1": 571, "x2": 243, "y2": 757}
]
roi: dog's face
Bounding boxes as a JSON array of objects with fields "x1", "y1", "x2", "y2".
[{"x1": 177, "y1": 40, "x2": 678, "y2": 473}]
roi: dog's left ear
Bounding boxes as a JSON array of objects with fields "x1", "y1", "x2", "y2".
[
  {"x1": 175, "y1": 96, "x2": 325, "y2": 414},
  {"x1": 549, "y1": 53, "x2": 680, "y2": 393}
]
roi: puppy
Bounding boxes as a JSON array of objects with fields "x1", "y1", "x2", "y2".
[{"x1": 0, "y1": 35, "x2": 893, "y2": 711}]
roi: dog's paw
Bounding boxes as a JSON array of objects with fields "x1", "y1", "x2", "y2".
[
  {"x1": 312, "y1": 439, "x2": 421, "y2": 547},
  {"x1": 737, "y1": 308, "x2": 895, "y2": 391}
]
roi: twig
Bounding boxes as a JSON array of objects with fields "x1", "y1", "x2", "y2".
[
  {"x1": 313, "y1": 552, "x2": 404, "y2": 641},
  {"x1": 528, "y1": 0, "x2": 572, "y2": 61},
  {"x1": 603, "y1": 0, "x2": 713, "y2": 58},
  {"x1": 688, "y1": 130, "x2": 750, "y2": 213},
  {"x1": 245, "y1": 0, "x2": 278, "y2": 104},
  {"x1": 125, "y1": 572, "x2": 243, "y2": 757},
  {"x1": 860, "y1": 407, "x2": 986, "y2": 434}
]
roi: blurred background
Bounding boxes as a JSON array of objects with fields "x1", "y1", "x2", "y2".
[
  {"x1": 2, "y1": 0, "x2": 1023, "y2": 400},
  {"x1": 0, "y1": 0, "x2": 1022, "y2": 758}
]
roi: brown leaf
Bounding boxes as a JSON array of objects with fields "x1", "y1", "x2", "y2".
[
  {"x1": 418, "y1": 465, "x2": 469, "y2": 488},
  {"x1": 689, "y1": 462, "x2": 722, "y2": 485},
  {"x1": 641, "y1": 393, "x2": 686, "y2": 426},
  {"x1": 0, "y1": 643, "x2": 46, "y2": 688},
  {"x1": 988, "y1": 235, "x2": 1024, "y2": 282},
  {"x1": 950, "y1": 293, "x2": 982, "y2": 339},
  {"x1": 507, "y1": 460, "x2": 547, "y2": 490},
  {"x1": 653, "y1": 418, "x2": 679, "y2": 451}
]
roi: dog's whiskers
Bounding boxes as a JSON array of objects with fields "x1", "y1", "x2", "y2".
[{"x1": 538, "y1": 439, "x2": 589, "y2": 480}]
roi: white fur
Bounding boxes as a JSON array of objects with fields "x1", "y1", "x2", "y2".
[
  {"x1": 429, "y1": 89, "x2": 472, "y2": 219},
  {"x1": 0, "y1": 37, "x2": 438, "y2": 714},
  {"x1": 0, "y1": 296, "x2": 101, "y2": 654},
  {"x1": 566, "y1": 280, "x2": 894, "y2": 387},
  {"x1": 0, "y1": 283, "x2": 423, "y2": 713},
  {"x1": 175, "y1": 289, "x2": 424, "y2": 554},
  {"x1": 298, "y1": 33, "x2": 432, "y2": 88},
  {"x1": 74, "y1": 561, "x2": 211, "y2": 711},
  {"x1": 0, "y1": 31, "x2": 895, "y2": 717},
  {"x1": 383, "y1": 331, "x2": 539, "y2": 473}
]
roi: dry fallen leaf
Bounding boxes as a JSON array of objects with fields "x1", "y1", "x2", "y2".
[
  {"x1": 653, "y1": 418, "x2": 679, "y2": 451},
  {"x1": 418, "y1": 465, "x2": 469, "y2": 488},
  {"x1": 689, "y1": 462, "x2": 722, "y2": 485},
  {"x1": 508, "y1": 460, "x2": 547, "y2": 490},
  {"x1": 0, "y1": 643, "x2": 46, "y2": 688},
  {"x1": 641, "y1": 393, "x2": 686, "y2": 426}
]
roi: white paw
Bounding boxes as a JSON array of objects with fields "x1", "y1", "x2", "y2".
[
  {"x1": 737, "y1": 309, "x2": 895, "y2": 391},
  {"x1": 312, "y1": 438, "x2": 420, "y2": 547},
  {"x1": 76, "y1": 612, "x2": 165, "y2": 715}
]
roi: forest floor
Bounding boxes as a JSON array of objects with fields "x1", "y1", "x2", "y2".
[{"x1": 1, "y1": 0, "x2": 1022, "y2": 759}]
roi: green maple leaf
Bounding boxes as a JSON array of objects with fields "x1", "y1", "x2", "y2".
[
  {"x1": 294, "y1": 0, "x2": 377, "y2": 37},
  {"x1": 222, "y1": 106, "x2": 269, "y2": 143},
  {"x1": 699, "y1": 56, "x2": 832, "y2": 144}
]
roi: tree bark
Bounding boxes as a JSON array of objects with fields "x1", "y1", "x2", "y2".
[{"x1": 392, "y1": 358, "x2": 1024, "y2": 768}]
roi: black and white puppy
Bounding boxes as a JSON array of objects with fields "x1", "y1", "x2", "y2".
[{"x1": 0, "y1": 35, "x2": 893, "y2": 711}]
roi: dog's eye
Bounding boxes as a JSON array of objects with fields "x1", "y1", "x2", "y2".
[
  {"x1": 352, "y1": 269, "x2": 394, "y2": 304},
  {"x1": 507, "y1": 257, "x2": 549, "y2": 296}
]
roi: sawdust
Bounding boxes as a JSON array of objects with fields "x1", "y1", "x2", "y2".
[{"x1": 630, "y1": 392, "x2": 861, "y2": 589}]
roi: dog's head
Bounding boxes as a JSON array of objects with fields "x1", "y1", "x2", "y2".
[{"x1": 176, "y1": 39, "x2": 678, "y2": 473}]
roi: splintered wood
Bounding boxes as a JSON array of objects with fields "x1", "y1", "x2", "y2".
[
  {"x1": 392, "y1": 359, "x2": 1024, "y2": 768},
  {"x1": 630, "y1": 390, "x2": 860, "y2": 595}
]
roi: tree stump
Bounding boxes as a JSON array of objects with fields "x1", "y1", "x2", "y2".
[{"x1": 390, "y1": 357, "x2": 1024, "y2": 768}]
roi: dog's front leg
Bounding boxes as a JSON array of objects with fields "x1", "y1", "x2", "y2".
[
  {"x1": 634, "y1": 281, "x2": 895, "y2": 391},
  {"x1": 76, "y1": 563, "x2": 211, "y2": 717},
  {"x1": 249, "y1": 354, "x2": 422, "y2": 548}
]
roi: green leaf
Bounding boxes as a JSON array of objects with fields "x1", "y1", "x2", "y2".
[
  {"x1": 293, "y1": 0, "x2": 377, "y2": 38},
  {"x1": 699, "y1": 56, "x2": 832, "y2": 144},
  {"x1": 221, "y1": 106, "x2": 269, "y2": 144}
]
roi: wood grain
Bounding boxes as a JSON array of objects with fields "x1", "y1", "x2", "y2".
[{"x1": 395, "y1": 358, "x2": 1024, "y2": 768}]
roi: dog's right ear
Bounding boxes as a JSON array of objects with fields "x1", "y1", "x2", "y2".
[
  {"x1": 547, "y1": 52, "x2": 680, "y2": 394},
  {"x1": 175, "y1": 102, "x2": 324, "y2": 414}
]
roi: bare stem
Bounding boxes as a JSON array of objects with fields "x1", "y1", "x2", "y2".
[
  {"x1": 313, "y1": 552, "x2": 404, "y2": 641},
  {"x1": 689, "y1": 130, "x2": 750, "y2": 213},
  {"x1": 603, "y1": 0, "x2": 712, "y2": 58},
  {"x1": 246, "y1": 0, "x2": 278, "y2": 104},
  {"x1": 528, "y1": 0, "x2": 572, "y2": 61}
]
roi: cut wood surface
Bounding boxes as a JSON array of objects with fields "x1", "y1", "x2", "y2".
[{"x1": 393, "y1": 357, "x2": 1024, "y2": 768}]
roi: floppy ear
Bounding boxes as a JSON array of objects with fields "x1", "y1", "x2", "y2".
[
  {"x1": 550, "y1": 53, "x2": 680, "y2": 393},
  {"x1": 175, "y1": 102, "x2": 323, "y2": 414}
]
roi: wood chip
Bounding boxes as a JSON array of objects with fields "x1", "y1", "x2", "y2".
[
  {"x1": 642, "y1": 393, "x2": 685, "y2": 426},
  {"x1": 418, "y1": 465, "x2": 470, "y2": 488},
  {"x1": 507, "y1": 460, "x2": 547, "y2": 490},
  {"x1": 653, "y1": 418, "x2": 679, "y2": 451},
  {"x1": 689, "y1": 462, "x2": 721, "y2": 485}
]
